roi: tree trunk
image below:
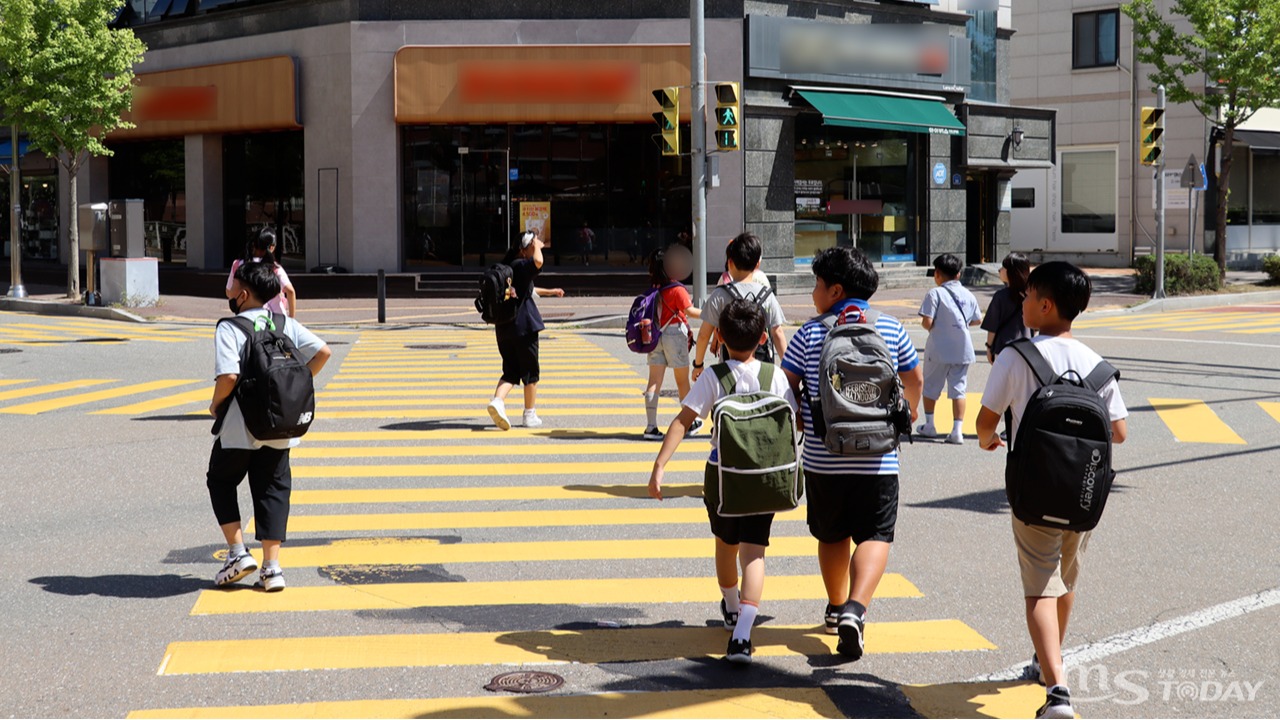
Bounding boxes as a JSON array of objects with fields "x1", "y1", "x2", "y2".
[
  {"x1": 1214, "y1": 124, "x2": 1235, "y2": 277},
  {"x1": 67, "y1": 163, "x2": 79, "y2": 299}
]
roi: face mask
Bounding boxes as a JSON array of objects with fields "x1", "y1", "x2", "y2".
[{"x1": 228, "y1": 295, "x2": 243, "y2": 314}]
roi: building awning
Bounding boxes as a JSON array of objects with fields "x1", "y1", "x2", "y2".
[
  {"x1": 796, "y1": 89, "x2": 966, "y2": 136},
  {"x1": 1235, "y1": 129, "x2": 1280, "y2": 152}
]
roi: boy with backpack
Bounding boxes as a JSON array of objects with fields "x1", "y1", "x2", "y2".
[
  {"x1": 917, "y1": 253, "x2": 982, "y2": 445},
  {"x1": 483, "y1": 231, "x2": 549, "y2": 430},
  {"x1": 692, "y1": 233, "x2": 787, "y2": 381},
  {"x1": 780, "y1": 246, "x2": 922, "y2": 661},
  {"x1": 648, "y1": 298, "x2": 800, "y2": 665},
  {"x1": 976, "y1": 261, "x2": 1128, "y2": 720},
  {"x1": 208, "y1": 261, "x2": 331, "y2": 592}
]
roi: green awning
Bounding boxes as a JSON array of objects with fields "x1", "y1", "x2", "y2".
[{"x1": 797, "y1": 90, "x2": 966, "y2": 136}]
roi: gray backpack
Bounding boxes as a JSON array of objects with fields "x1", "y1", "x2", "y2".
[
  {"x1": 804, "y1": 307, "x2": 912, "y2": 456},
  {"x1": 707, "y1": 362, "x2": 803, "y2": 517}
]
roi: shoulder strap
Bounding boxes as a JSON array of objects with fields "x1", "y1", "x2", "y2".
[
  {"x1": 755, "y1": 361, "x2": 776, "y2": 389},
  {"x1": 940, "y1": 283, "x2": 970, "y2": 319},
  {"x1": 218, "y1": 315, "x2": 256, "y2": 340},
  {"x1": 712, "y1": 363, "x2": 736, "y2": 397},
  {"x1": 754, "y1": 286, "x2": 774, "y2": 307},
  {"x1": 1007, "y1": 338, "x2": 1055, "y2": 388},
  {"x1": 1083, "y1": 360, "x2": 1120, "y2": 393}
]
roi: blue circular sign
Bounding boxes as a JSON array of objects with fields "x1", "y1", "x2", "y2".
[{"x1": 933, "y1": 162, "x2": 947, "y2": 186}]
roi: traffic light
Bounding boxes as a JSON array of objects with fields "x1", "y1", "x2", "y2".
[
  {"x1": 1140, "y1": 106, "x2": 1164, "y2": 166},
  {"x1": 652, "y1": 87, "x2": 680, "y2": 157},
  {"x1": 714, "y1": 81, "x2": 740, "y2": 151}
]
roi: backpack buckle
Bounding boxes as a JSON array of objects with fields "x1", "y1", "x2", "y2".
[{"x1": 836, "y1": 306, "x2": 867, "y2": 326}]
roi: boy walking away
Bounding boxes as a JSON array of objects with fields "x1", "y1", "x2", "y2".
[
  {"x1": 487, "y1": 231, "x2": 547, "y2": 430},
  {"x1": 781, "y1": 247, "x2": 922, "y2": 661},
  {"x1": 209, "y1": 262, "x2": 331, "y2": 591},
  {"x1": 917, "y1": 253, "x2": 982, "y2": 445},
  {"x1": 692, "y1": 233, "x2": 787, "y2": 381},
  {"x1": 640, "y1": 247, "x2": 703, "y2": 440},
  {"x1": 649, "y1": 299, "x2": 799, "y2": 665},
  {"x1": 976, "y1": 262, "x2": 1128, "y2": 720}
]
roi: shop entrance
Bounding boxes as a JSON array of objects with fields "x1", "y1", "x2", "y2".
[
  {"x1": 1, "y1": 173, "x2": 59, "y2": 262},
  {"x1": 966, "y1": 172, "x2": 997, "y2": 264}
]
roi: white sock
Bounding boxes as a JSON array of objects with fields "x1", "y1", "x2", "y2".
[
  {"x1": 720, "y1": 585, "x2": 740, "y2": 613},
  {"x1": 952, "y1": 420, "x2": 963, "y2": 435},
  {"x1": 229, "y1": 543, "x2": 246, "y2": 558},
  {"x1": 732, "y1": 602, "x2": 758, "y2": 641},
  {"x1": 924, "y1": 412, "x2": 934, "y2": 426}
]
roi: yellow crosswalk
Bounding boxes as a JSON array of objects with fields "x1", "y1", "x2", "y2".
[
  {"x1": 1073, "y1": 306, "x2": 1280, "y2": 334},
  {"x1": 0, "y1": 312, "x2": 209, "y2": 344}
]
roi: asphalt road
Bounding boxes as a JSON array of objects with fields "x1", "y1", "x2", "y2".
[{"x1": 2, "y1": 300, "x2": 1279, "y2": 719}]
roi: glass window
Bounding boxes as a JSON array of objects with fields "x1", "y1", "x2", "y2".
[
  {"x1": 108, "y1": 139, "x2": 187, "y2": 264},
  {"x1": 1, "y1": 173, "x2": 59, "y2": 261},
  {"x1": 1226, "y1": 145, "x2": 1249, "y2": 225},
  {"x1": 1061, "y1": 150, "x2": 1116, "y2": 234},
  {"x1": 1073, "y1": 10, "x2": 1119, "y2": 69},
  {"x1": 223, "y1": 131, "x2": 305, "y2": 270},
  {"x1": 1254, "y1": 153, "x2": 1280, "y2": 225},
  {"x1": 967, "y1": 10, "x2": 998, "y2": 103}
]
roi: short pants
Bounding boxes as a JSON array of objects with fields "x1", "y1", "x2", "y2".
[
  {"x1": 647, "y1": 323, "x2": 691, "y2": 367},
  {"x1": 703, "y1": 463, "x2": 775, "y2": 546},
  {"x1": 1013, "y1": 516, "x2": 1089, "y2": 597},
  {"x1": 804, "y1": 470, "x2": 898, "y2": 544},
  {"x1": 923, "y1": 360, "x2": 970, "y2": 400},
  {"x1": 497, "y1": 331, "x2": 540, "y2": 385}
]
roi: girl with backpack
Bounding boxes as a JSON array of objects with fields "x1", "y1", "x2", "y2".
[
  {"x1": 641, "y1": 247, "x2": 702, "y2": 440},
  {"x1": 982, "y1": 252, "x2": 1034, "y2": 364},
  {"x1": 226, "y1": 228, "x2": 296, "y2": 318}
]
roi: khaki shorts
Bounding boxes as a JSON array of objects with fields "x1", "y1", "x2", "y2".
[
  {"x1": 647, "y1": 324, "x2": 691, "y2": 367},
  {"x1": 1013, "y1": 515, "x2": 1089, "y2": 598}
]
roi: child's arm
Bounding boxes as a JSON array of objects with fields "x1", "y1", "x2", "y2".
[
  {"x1": 534, "y1": 287, "x2": 565, "y2": 297},
  {"x1": 649, "y1": 406, "x2": 700, "y2": 500},
  {"x1": 692, "y1": 322, "x2": 715, "y2": 380},
  {"x1": 976, "y1": 406, "x2": 1004, "y2": 451},
  {"x1": 307, "y1": 345, "x2": 332, "y2": 377},
  {"x1": 284, "y1": 284, "x2": 297, "y2": 317},
  {"x1": 1111, "y1": 418, "x2": 1128, "y2": 444},
  {"x1": 686, "y1": 305, "x2": 702, "y2": 320},
  {"x1": 209, "y1": 374, "x2": 237, "y2": 418},
  {"x1": 985, "y1": 331, "x2": 996, "y2": 364},
  {"x1": 900, "y1": 365, "x2": 923, "y2": 423},
  {"x1": 770, "y1": 324, "x2": 787, "y2": 359}
]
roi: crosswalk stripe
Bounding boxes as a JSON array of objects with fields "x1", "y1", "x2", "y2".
[
  {"x1": 332, "y1": 372, "x2": 640, "y2": 380},
  {"x1": 303, "y1": 427, "x2": 648, "y2": 441},
  {"x1": 1148, "y1": 398, "x2": 1246, "y2": 444},
  {"x1": 5, "y1": 322, "x2": 194, "y2": 342},
  {"x1": 127, "y1": 687, "x2": 845, "y2": 720},
  {"x1": 316, "y1": 408, "x2": 653, "y2": 419},
  {"x1": 0, "y1": 379, "x2": 201, "y2": 414},
  {"x1": 266, "y1": 505, "x2": 794, "y2": 533},
  {"x1": 292, "y1": 442, "x2": 704, "y2": 459},
  {"x1": 157, "y1": 620, "x2": 995, "y2": 675},
  {"x1": 1257, "y1": 402, "x2": 1280, "y2": 426},
  {"x1": 318, "y1": 387, "x2": 659, "y2": 397},
  {"x1": 0, "y1": 379, "x2": 114, "y2": 402},
  {"x1": 901, "y1": 681, "x2": 1051, "y2": 720},
  {"x1": 920, "y1": 393, "x2": 981, "y2": 436},
  {"x1": 190, "y1": 573, "x2": 922, "y2": 615},
  {"x1": 292, "y1": 458, "x2": 702, "y2": 478},
  {"x1": 92, "y1": 388, "x2": 210, "y2": 415},
  {"x1": 318, "y1": 396, "x2": 676, "y2": 408},
  {"x1": 320, "y1": 381, "x2": 645, "y2": 391}
]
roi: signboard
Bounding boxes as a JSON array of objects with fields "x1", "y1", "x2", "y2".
[
  {"x1": 795, "y1": 179, "x2": 824, "y2": 195},
  {"x1": 933, "y1": 162, "x2": 948, "y2": 186},
  {"x1": 509, "y1": 168, "x2": 519, "y2": 181},
  {"x1": 520, "y1": 202, "x2": 551, "y2": 246},
  {"x1": 1154, "y1": 170, "x2": 1191, "y2": 211}
]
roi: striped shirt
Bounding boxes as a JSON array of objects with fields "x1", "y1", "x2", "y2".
[{"x1": 781, "y1": 299, "x2": 920, "y2": 475}]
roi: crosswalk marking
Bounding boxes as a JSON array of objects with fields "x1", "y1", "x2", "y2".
[
  {"x1": 92, "y1": 388, "x2": 211, "y2": 415},
  {"x1": 0, "y1": 379, "x2": 201, "y2": 415},
  {"x1": 318, "y1": 386, "x2": 659, "y2": 396},
  {"x1": 265, "y1": 505, "x2": 797, "y2": 533},
  {"x1": 318, "y1": 396, "x2": 675, "y2": 408},
  {"x1": 1257, "y1": 402, "x2": 1280, "y2": 426},
  {"x1": 292, "y1": 458, "x2": 702, "y2": 478},
  {"x1": 1148, "y1": 398, "x2": 1246, "y2": 444},
  {"x1": 290, "y1": 483, "x2": 705, "y2": 504},
  {"x1": 920, "y1": 392, "x2": 981, "y2": 436},
  {"x1": 157, "y1": 621, "x2": 996, "y2": 675},
  {"x1": 4, "y1": 321, "x2": 201, "y2": 343},
  {"x1": 1073, "y1": 308, "x2": 1280, "y2": 334},
  {"x1": 902, "y1": 681, "x2": 1048, "y2": 720},
  {"x1": 292, "y1": 442, "x2": 703, "y2": 459},
  {"x1": 332, "y1": 372, "x2": 639, "y2": 381},
  {"x1": 303, "y1": 426, "x2": 652, "y2": 441},
  {"x1": 0, "y1": 379, "x2": 113, "y2": 402},
  {"x1": 127, "y1": 688, "x2": 845, "y2": 719},
  {"x1": 0, "y1": 379, "x2": 34, "y2": 387},
  {"x1": 317, "y1": 407, "x2": 652, "y2": 419}
]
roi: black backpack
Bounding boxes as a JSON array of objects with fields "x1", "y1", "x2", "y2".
[
  {"x1": 1004, "y1": 339, "x2": 1119, "y2": 532},
  {"x1": 717, "y1": 283, "x2": 776, "y2": 364},
  {"x1": 214, "y1": 313, "x2": 316, "y2": 440},
  {"x1": 476, "y1": 263, "x2": 517, "y2": 325}
]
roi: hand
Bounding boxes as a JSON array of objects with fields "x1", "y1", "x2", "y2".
[
  {"x1": 691, "y1": 365, "x2": 704, "y2": 382},
  {"x1": 987, "y1": 351, "x2": 995, "y2": 364},
  {"x1": 208, "y1": 402, "x2": 219, "y2": 418},
  {"x1": 980, "y1": 433, "x2": 1005, "y2": 452},
  {"x1": 648, "y1": 467, "x2": 664, "y2": 500},
  {"x1": 549, "y1": 288, "x2": 565, "y2": 298},
  {"x1": 910, "y1": 404, "x2": 919, "y2": 423}
]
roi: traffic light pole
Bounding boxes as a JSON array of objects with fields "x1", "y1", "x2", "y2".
[
  {"x1": 690, "y1": 0, "x2": 708, "y2": 305},
  {"x1": 1154, "y1": 85, "x2": 1166, "y2": 300},
  {"x1": 7, "y1": 124, "x2": 26, "y2": 299}
]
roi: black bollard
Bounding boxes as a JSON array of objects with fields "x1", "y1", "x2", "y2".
[{"x1": 377, "y1": 269, "x2": 386, "y2": 324}]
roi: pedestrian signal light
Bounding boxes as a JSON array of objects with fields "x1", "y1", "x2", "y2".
[
  {"x1": 1140, "y1": 106, "x2": 1164, "y2": 166},
  {"x1": 714, "y1": 81, "x2": 740, "y2": 151},
  {"x1": 652, "y1": 87, "x2": 680, "y2": 157}
]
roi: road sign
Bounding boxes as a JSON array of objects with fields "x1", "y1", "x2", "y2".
[{"x1": 1180, "y1": 154, "x2": 1204, "y2": 189}]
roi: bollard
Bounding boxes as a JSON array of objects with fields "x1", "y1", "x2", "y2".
[{"x1": 377, "y1": 269, "x2": 386, "y2": 324}]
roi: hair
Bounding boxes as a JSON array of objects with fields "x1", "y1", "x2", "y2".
[
  {"x1": 647, "y1": 247, "x2": 669, "y2": 286},
  {"x1": 234, "y1": 257, "x2": 282, "y2": 302},
  {"x1": 1001, "y1": 252, "x2": 1031, "y2": 298},
  {"x1": 933, "y1": 253, "x2": 963, "y2": 279},
  {"x1": 1026, "y1": 261, "x2": 1091, "y2": 320},
  {"x1": 246, "y1": 228, "x2": 278, "y2": 267},
  {"x1": 725, "y1": 232, "x2": 763, "y2": 273},
  {"x1": 718, "y1": 297, "x2": 768, "y2": 353},
  {"x1": 811, "y1": 246, "x2": 878, "y2": 300}
]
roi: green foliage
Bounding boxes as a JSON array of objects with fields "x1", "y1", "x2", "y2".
[
  {"x1": 1262, "y1": 254, "x2": 1280, "y2": 283},
  {"x1": 1134, "y1": 253, "x2": 1223, "y2": 295}
]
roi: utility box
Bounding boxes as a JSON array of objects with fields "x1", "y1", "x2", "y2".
[
  {"x1": 108, "y1": 198, "x2": 145, "y2": 258},
  {"x1": 78, "y1": 203, "x2": 109, "y2": 252},
  {"x1": 100, "y1": 257, "x2": 159, "y2": 306}
]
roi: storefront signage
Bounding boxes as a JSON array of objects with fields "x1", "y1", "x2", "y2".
[
  {"x1": 933, "y1": 162, "x2": 948, "y2": 186},
  {"x1": 795, "y1": 179, "x2": 825, "y2": 196},
  {"x1": 459, "y1": 62, "x2": 638, "y2": 105},
  {"x1": 520, "y1": 202, "x2": 552, "y2": 246}
]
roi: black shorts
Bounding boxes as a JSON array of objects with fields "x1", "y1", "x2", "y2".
[
  {"x1": 496, "y1": 331, "x2": 540, "y2": 386},
  {"x1": 804, "y1": 471, "x2": 898, "y2": 545},
  {"x1": 205, "y1": 440, "x2": 292, "y2": 542},
  {"x1": 703, "y1": 464, "x2": 775, "y2": 546}
]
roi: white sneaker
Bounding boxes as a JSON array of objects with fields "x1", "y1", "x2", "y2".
[
  {"x1": 917, "y1": 422, "x2": 938, "y2": 437},
  {"x1": 523, "y1": 410, "x2": 543, "y2": 428},
  {"x1": 257, "y1": 566, "x2": 286, "y2": 592},
  {"x1": 487, "y1": 399, "x2": 511, "y2": 431},
  {"x1": 214, "y1": 550, "x2": 258, "y2": 586},
  {"x1": 945, "y1": 430, "x2": 964, "y2": 445}
]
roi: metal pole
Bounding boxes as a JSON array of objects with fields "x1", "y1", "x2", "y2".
[
  {"x1": 1154, "y1": 85, "x2": 1166, "y2": 299},
  {"x1": 377, "y1": 269, "x2": 386, "y2": 324},
  {"x1": 7, "y1": 124, "x2": 26, "y2": 298},
  {"x1": 505, "y1": 148, "x2": 511, "y2": 251},
  {"x1": 690, "y1": 0, "x2": 708, "y2": 304}
]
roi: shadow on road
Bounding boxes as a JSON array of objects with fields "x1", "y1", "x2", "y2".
[{"x1": 30, "y1": 573, "x2": 208, "y2": 599}]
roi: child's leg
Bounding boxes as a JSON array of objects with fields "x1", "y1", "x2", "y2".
[
  {"x1": 849, "y1": 540, "x2": 890, "y2": 608},
  {"x1": 923, "y1": 396, "x2": 937, "y2": 414},
  {"x1": 817, "y1": 539, "x2": 852, "y2": 606},
  {"x1": 1057, "y1": 591, "x2": 1075, "y2": 644},
  {"x1": 644, "y1": 364, "x2": 665, "y2": 428},
  {"x1": 246, "y1": 447, "x2": 292, "y2": 556},
  {"x1": 672, "y1": 366, "x2": 691, "y2": 402},
  {"x1": 952, "y1": 394, "x2": 966, "y2": 421},
  {"x1": 523, "y1": 382, "x2": 537, "y2": 411},
  {"x1": 1026, "y1": 596, "x2": 1065, "y2": 687},
  {"x1": 714, "y1": 537, "x2": 739, "y2": 591},
  {"x1": 738, "y1": 542, "x2": 766, "y2": 606},
  {"x1": 493, "y1": 380, "x2": 515, "y2": 402},
  {"x1": 522, "y1": 334, "x2": 541, "y2": 411},
  {"x1": 207, "y1": 441, "x2": 250, "y2": 543}
]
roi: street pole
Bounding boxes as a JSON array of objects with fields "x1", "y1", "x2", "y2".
[
  {"x1": 7, "y1": 124, "x2": 26, "y2": 298},
  {"x1": 690, "y1": 0, "x2": 708, "y2": 304},
  {"x1": 1153, "y1": 85, "x2": 1166, "y2": 300}
]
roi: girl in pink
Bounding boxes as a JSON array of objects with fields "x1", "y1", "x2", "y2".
[{"x1": 226, "y1": 229, "x2": 296, "y2": 317}]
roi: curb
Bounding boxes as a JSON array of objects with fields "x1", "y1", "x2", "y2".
[
  {"x1": 1124, "y1": 288, "x2": 1280, "y2": 314},
  {"x1": 0, "y1": 297, "x2": 149, "y2": 323}
]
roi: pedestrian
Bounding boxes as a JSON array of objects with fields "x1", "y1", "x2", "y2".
[
  {"x1": 982, "y1": 252, "x2": 1035, "y2": 364},
  {"x1": 208, "y1": 261, "x2": 331, "y2": 592},
  {"x1": 780, "y1": 246, "x2": 923, "y2": 661},
  {"x1": 487, "y1": 231, "x2": 547, "y2": 430},
  {"x1": 916, "y1": 253, "x2": 982, "y2": 445},
  {"x1": 227, "y1": 228, "x2": 296, "y2": 318},
  {"x1": 641, "y1": 246, "x2": 703, "y2": 440},
  {"x1": 648, "y1": 298, "x2": 798, "y2": 665},
  {"x1": 579, "y1": 222, "x2": 595, "y2": 265},
  {"x1": 976, "y1": 262, "x2": 1128, "y2": 719},
  {"x1": 693, "y1": 232, "x2": 787, "y2": 380}
]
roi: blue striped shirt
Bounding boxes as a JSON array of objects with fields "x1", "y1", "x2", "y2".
[{"x1": 781, "y1": 299, "x2": 920, "y2": 475}]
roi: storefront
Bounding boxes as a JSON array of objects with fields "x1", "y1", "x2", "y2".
[
  {"x1": 1223, "y1": 129, "x2": 1280, "y2": 255},
  {"x1": 1, "y1": 140, "x2": 62, "y2": 264}
]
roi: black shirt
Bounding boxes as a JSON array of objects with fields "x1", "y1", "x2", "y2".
[
  {"x1": 980, "y1": 286, "x2": 1033, "y2": 355},
  {"x1": 497, "y1": 258, "x2": 544, "y2": 340}
]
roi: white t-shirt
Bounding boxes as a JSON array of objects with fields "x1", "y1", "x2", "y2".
[
  {"x1": 981, "y1": 335, "x2": 1128, "y2": 438},
  {"x1": 682, "y1": 359, "x2": 799, "y2": 462}
]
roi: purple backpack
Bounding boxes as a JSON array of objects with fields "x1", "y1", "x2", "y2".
[{"x1": 626, "y1": 283, "x2": 680, "y2": 354}]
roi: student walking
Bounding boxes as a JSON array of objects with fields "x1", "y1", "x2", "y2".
[
  {"x1": 917, "y1": 253, "x2": 982, "y2": 444},
  {"x1": 976, "y1": 262, "x2": 1128, "y2": 719},
  {"x1": 208, "y1": 261, "x2": 330, "y2": 591},
  {"x1": 781, "y1": 247, "x2": 923, "y2": 661},
  {"x1": 641, "y1": 247, "x2": 703, "y2": 440},
  {"x1": 227, "y1": 228, "x2": 296, "y2": 318},
  {"x1": 693, "y1": 233, "x2": 787, "y2": 380},
  {"x1": 981, "y1": 252, "x2": 1035, "y2": 363},
  {"x1": 649, "y1": 298, "x2": 799, "y2": 665},
  {"x1": 487, "y1": 231, "x2": 548, "y2": 430}
]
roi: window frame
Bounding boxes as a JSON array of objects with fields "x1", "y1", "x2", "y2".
[{"x1": 1072, "y1": 9, "x2": 1120, "y2": 70}]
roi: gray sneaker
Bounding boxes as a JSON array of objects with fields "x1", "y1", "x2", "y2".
[
  {"x1": 256, "y1": 567, "x2": 286, "y2": 592},
  {"x1": 214, "y1": 551, "x2": 258, "y2": 586}
]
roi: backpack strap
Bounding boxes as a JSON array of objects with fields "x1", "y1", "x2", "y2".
[
  {"x1": 755, "y1": 360, "x2": 776, "y2": 389},
  {"x1": 211, "y1": 315, "x2": 257, "y2": 435},
  {"x1": 1083, "y1": 360, "x2": 1120, "y2": 393},
  {"x1": 712, "y1": 362, "x2": 736, "y2": 398},
  {"x1": 1006, "y1": 338, "x2": 1056, "y2": 388}
]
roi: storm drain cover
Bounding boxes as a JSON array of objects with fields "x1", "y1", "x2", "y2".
[
  {"x1": 484, "y1": 671, "x2": 564, "y2": 694},
  {"x1": 406, "y1": 344, "x2": 467, "y2": 351}
]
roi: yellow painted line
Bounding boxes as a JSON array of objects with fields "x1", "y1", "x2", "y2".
[
  {"x1": 1072, "y1": 311, "x2": 1250, "y2": 329},
  {"x1": 128, "y1": 687, "x2": 845, "y2": 719},
  {"x1": 157, "y1": 620, "x2": 995, "y2": 675},
  {"x1": 192, "y1": 573, "x2": 921, "y2": 615},
  {"x1": 1148, "y1": 398, "x2": 1245, "y2": 444},
  {"x1": 331, "y1": 373, "x2": 640, "y2": 381},
  {"x1": 902, "y1": 681, "x2": 1052, "y2": 720},
  {"x1": 0, "y1": 379, "x2": 114, "y2": 402},
  {"x1": 1259, "y1": 402, "x2": 1280, "y2": 426},
  {"x1": 318, "y1": 397, "x2": 678, "y2": 408},
  {"x1": 0, "y1": 380, "x2": 201, "y2": 415},
  {"x1": 0, "y1": 379, "x2": 34, "y2": 387},
  {"x1": 315, "y1": 408, "x2": 652, "y2": 419},
  {"x1": 921, "y1": 392, "x2": 981, "y2": 437},
  {"x1": 303, "y1": 426, "x2": 650, "y2": 441},
  {"x1": 5, "y1": 322, "x2": 192, "y2": 342},
  {"x1": 290, "y1": 482, "x2": 705, "y2": 504},
  {"x1": 292, "y1": 458, "x2": 703, "y2": 478},
  {"x1": 292, "y1": 442, "x2": 705, "y2": 459},
  {"x1": 318, "y1": 387, "x2": 656, "y2": 397},
  {"x1": 92, "y1": 388, "x2": 210, "y2": 415},
  {"x1": 319, "y1": 381, "x2": 643, "y2": 390},
  {"x1": 1169, "y1": 317, "x2": 1280, "y2": 333}
]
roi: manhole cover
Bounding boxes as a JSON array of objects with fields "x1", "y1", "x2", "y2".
[
  {"x1": 0, "y1": 348, "x2": 19, "y2": 354},
  {"x1": 484, "y1": 671, "x2": 564, "y2": 694},
  {"x1": 406, "y1": 344, "x2": 467, "y2": 350}
]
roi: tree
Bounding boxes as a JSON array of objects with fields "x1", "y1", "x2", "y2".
[
  {"x1": 1123, "y1": 0, "x2": 1280, "y2": 274},
  {"x1": 3, "y1": 0, "x2": 144, "y2": 299}
]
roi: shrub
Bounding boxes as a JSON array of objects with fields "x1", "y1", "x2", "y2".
[
  {"x1": 1133, "y1": 253, "x2": 1222, "y2": 295},
  {"x1": 1263, "y1": 254, "x2": 1280, "y2": 283}
]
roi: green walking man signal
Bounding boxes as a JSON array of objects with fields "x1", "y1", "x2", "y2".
[{"x1": 714, "y1": 81, "x2": 740, "y2": 151}]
